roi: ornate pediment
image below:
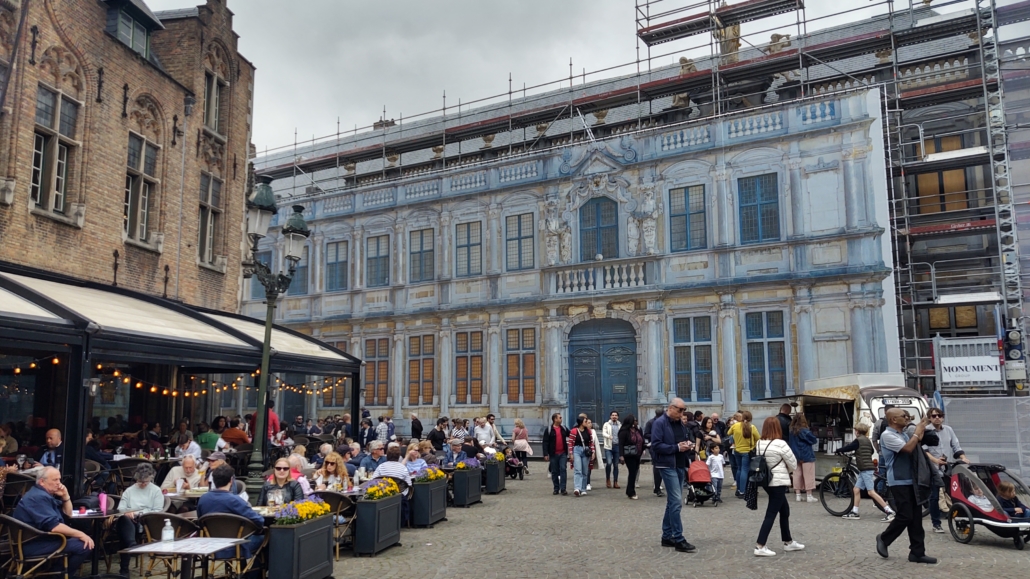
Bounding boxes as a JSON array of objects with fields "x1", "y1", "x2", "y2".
[
  {"x1": 558, "y1": 136, "x2": 638, "y2": 177},
  {"x1": 200, "y1": 133, "x2": 226, "y2": 177},
  {"x1": 129, "y1": 95, "x2": 163, "y2": 141},
  {"x1": 563, "y1": 172, "x2": 633, "y2": 214},
  {"x1": 39, "y1": 45, "x2": 83, "y2": 99}
]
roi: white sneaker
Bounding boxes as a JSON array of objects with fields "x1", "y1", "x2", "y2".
[
  {"x1": 754, "y1": 546, "x2": 777, "y2": 557},
  {"x1": 795, "y1": 495, "x2": 803, "y2": 502},
  {"x1": 783, "y1": 541, "x2": 805, "y2": 551},
  {"x1": 806, "y1": 495, "x2": 818, "y2": 503},
  {"x1": 586, "y1": 484, "x2": 592, "y2": 491}
]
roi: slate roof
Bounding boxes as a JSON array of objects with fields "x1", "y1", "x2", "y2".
[
  {"x1": 153, "y1": 7, "x2": 201, "y2": 20},
  {"x1": 111, "y1": 0, "x2": 166, "y2": 29}
]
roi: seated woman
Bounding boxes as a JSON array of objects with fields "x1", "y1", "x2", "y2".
[
  {"x1": 313, "y1": 451, "x2": 349, "y2": 491},
  {"x1": 403, "y1": 449, "x2": 428, "y2": 474},
  {"x1": 116, "y1": 463, "x2": 165, "y2": 575},
  {"x1": 462, "y1": 436, "x2": 485, "y2": 460},
  {"x1": 998, "y1": 481, "x2": 1030, "y2": 519},
  {"x1": 967, "y1": 485, "x2": 996, "y2": 512},
  {"x1": 418, "y1": 440, "x2": 439, "y2": 465},
  {"x1": 258, "y1": 458, "x2": 305, "y2": 506}
]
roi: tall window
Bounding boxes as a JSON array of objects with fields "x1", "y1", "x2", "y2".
[
  {"x1": 198, "y1": 173, "x2": 222, "y2": 264},
  {"x1": 124, "y1": 134, "x2": 158, "y2": 241},
  {"x1": 116, "y1": 10, "x2": 149, "y2": 57},
  {"x1": 914, "y1": 136, "x2": 969, "y2": 214},
  {"x1": 670, "y1": 185, "x2": 706, "y2": 251},
  {"x1": 673, "y1": 317, "x2": 714, "y2": 401},
  {"x1": 204, "y1": 72, "x2": 224, "y2": 134},
  {"x1": 364, "y1": 338, "x2": 390, "y2": 406},
  {"x1": 739, "y1": 173, "x2": 780, "y2": 244},
  {"x1": 31, "y1": 86, "x2": 79, "y2": 214},
  {"x1": 409, "y1": 229, "x2": 434, "y2": 283},
  {"x1": 366, "y1": 235, "x2": 390, "y2": 287},
  {"x1": 579, "y1": 197, "x2": 618, "y2": 261},
  {"x1": 455, "y1": 331, "x2": 483, "y2": 405},
  {"x1": 408, "y1": 335, "x2": 435, "y2": 406},
  {"x1": 506, "y1": 328, "x2": 536, "y2": 404},
  {"x1": 251, "y1": 252, "x2": 270, "y2": 299},
  {"x1": 745, "y1": 311, "x2": 787, "y2": 398},
  {"x1": 322, "y1": 376, "x2": 348, "y2": 408},
  {"x1": 287, "y1": 246, "x2": 308, "y2": 295},
  {"x1": 455, "y1": 222, "x2": 482, "y2": 277},
  {"x1": 325, "y1": 241, "x2": 348, "y2": 292},
  {"x1": 505, "y1": 213, "x2": 534, "y2": 271}
]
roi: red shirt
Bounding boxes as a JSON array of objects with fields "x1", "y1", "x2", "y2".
[
  {"x1": 554, "y1": 426, "x2": 566, "y2": 454},
  {"x1": 249, "y1": 410, "x2": 280, "y2": 440}
]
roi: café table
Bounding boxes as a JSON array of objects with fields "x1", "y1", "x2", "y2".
[
  {"x1": 121, "y1": 537, "x2": 246, "y2": 579},
  {"x1": 69, "y1": 507, "x2": 138, "y2": 579}
]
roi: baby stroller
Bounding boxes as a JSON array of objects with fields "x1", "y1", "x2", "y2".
[
  {"x1": 685, "y1": 460, "x2": 715, "y2": 507},
  {"x1": 505, "y1": 451, "x2": 525, "y2": 480},
  {"x1": 946, "y1": 462, "x2": 1030, "y2": 549}
]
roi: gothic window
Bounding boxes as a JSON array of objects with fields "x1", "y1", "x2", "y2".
[
  {"x1": 455, "y1": 331, "x2": 483, "y2": 405},
  {"x1": 670, "y1": 185, "x2": 706, "y2": 251},
  {"x1": 31, "y1": 85, "x2": 80, "y2": 215},
  {"x1": 366, "y1": 235, "x2": 390, "y2": 287},
  {"x1": 204, "y1": 71, "x2": 225, "y2": 135},
  {"x1": 124, "y1": 133, "x2": 159, "y2": 242},
  {"x1": 325, "y1": 241, "x2": 348, "y2": 292},
  {"x1": 673, "y1": 317, "x2": 714, "y2": 401},
  {"x1": 364, "y1": 338, "x2": 390, "y2": 406},
  {"x1": 409, "y1": 229, "x2": 435, "y2": 283},
  {"x1": 506, "y1": 328, "x2": 536, "y2": 404},
  {"x1": 198, "y1": 173, "x2": 223, "y2": 264},
  {"x1": 455, "y1": 221, "x2": 482, "y2": 277},
  {"x1": 287, "y1": 246, "x2": 309, "y2": 296},
  {"x1": 505, "y1": 213, "x2": 534, "y2": 271},
  {"x1": 408, "y1": 335, "x2": 435, "y2": 406},
  {"x1": 738, "y1": 173, "x2": 780, "y2": 244},
  {"x1": 579, "y1": 198, "x2": 618, "y2": 261},
  {"x1": 745, "y1": 311, "x2": 787, "y2": 398}
]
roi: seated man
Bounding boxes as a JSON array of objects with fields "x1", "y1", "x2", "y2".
[
  {"x1": 219, "y1": 419, "x2": 251, "y2": 448},
  {"x1": 311, "y1": 443, "x2": 332, "y2": 468},
  {"x1": 174, "y1": 432, "x2": 202, "y2": 459},
  {"x1": 38, "y1": 429, "x2": 65, "y2": 470},
  {"x1": 360, "y1": 441, "x2": 386, "y2": 473},
  {"x1": 372, "y1": 447, "x2": 413, "y2": 492},
  {"x1": 196, "y1": 464, "x2": 265, "y2": 568},
  {"x1": 202, "y1": 452, "x2": 249, "y2": 502},
  {"x1": 195, "y1": 422, "x2": 220, "y2": 451},
  {"x1": 13, "y1": 467, "x2": 93, "y2": 579},
  {"x1": 443, "y1": 439, "x2": 468, "y2": 468},
  {"x1": 161, "y1": 454, "x2": 204, "y2": 491}
]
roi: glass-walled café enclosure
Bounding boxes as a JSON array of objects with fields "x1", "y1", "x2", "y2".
[{"x1": 0, "y1": 263, "x2": 361, "y2": 495}]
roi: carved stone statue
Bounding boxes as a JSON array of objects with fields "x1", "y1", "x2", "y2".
[
  {"x1": 627, "y1": 217, "x2": 640, "y2": 257},
  {"x1": 630, "y1": 185, "x2": 662, "y2": 256},
  {"x1": 542, "y1": 196, "x2": 572, "y2": 266},
  {"x1": 678, "y1": 56, "x2": 697, "y2": 75},
  {"x1": 715, "y1": 2, "x2": 741, "y2": 64}
]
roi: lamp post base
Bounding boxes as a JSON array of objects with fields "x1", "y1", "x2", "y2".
[{"x1": 246, "y1": 450, "x2": 266, "y2": 505}]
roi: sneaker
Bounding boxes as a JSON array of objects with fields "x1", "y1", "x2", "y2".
[
  {"x1": 630, "y1": 495, "x2": 638, "y2": 500},
  {"x1": 783, "y1": 540, "x2": 805, "y2": 551},
  {"x1": 806, "y1": 495, "x2": 818, "y2": 503},
  {"x1": 842, "y1": 512, "x2": 861, "y2": 520},
  {"x1": 586, "y1": 484, "x2": 592, "y2": 491},
  {"x1": 933, "y1": 525, "x2": 945, "y2": 534},
  {"x1": 795, "y1": 494, "x2": 803, "y2": 502},
  {"x1": 560, "y1": 490, "x2": 568, "y2": 496},
  {"x1": 754, "y1": 546, "x2": 776, "y2": 557},
  {"x1": 881, "y1": 513, "x2": 895, "y2": 523},
  {"x1": 573, "y1": 489, "x2": 581, "y2": 497}
]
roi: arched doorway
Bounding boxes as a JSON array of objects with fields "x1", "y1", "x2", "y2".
[{"x1": 568, "y1": 319, "x2": 637, "y2": 423}]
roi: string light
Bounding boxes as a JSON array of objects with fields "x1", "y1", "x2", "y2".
[
  {"x1": 135, "y1": 382, "x2": 143, "y2": 389},
  {"x1": 51, "y1": 357, "x2": 59, "y2": 365},
  {"x1": 29, "y1": 363, "x2": 36, "y2": 369},
  {"x1": 13, "y1": 368, "x2": 20, "y2": 375},
  {"x1": 150, "y1": 386, "x2": 157, "y2": 393}
]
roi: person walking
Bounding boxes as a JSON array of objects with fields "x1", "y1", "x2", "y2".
[
  {"x1": 602, "y1": 411, "x2": 622, "y2": 489},
  {"x1": 651, "y1": 398, "x2": 697, "y2": 553},
  {"x1": 876, "y1": 408, "x2": 936, "y2": 564},
  {"x1": 753, "y1": 417, "x2": 804, "y2": 556},
  {"x1": 511, "y1": 418, "x2": 532, "y2": 475},
  {"x1": 644, "y1": 408, "x2": 665, "y2": 497},
  {"x1": 542, "y1": 413, "x2": 570, "y2": 496},
  {"x1": 571, "y1": 414, "x2": 594, "y2": 496},
  {"x1": 618, "y1": 415, "x2": 644, "y2": 500},
  {"x1": 923, "y1": 408, "x2": 968, "y2": 533},
  {"x1": 727, "y1": 411, "x2": 760, "y2": 498},
  {"x1": 724, "y1": 412, "x2": 741, "y2": 488},
  {"x1": 787, "y1": 414, "x2": 819, "y2": 502}
]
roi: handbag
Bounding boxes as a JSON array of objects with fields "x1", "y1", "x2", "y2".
[
  {"x1": 578, "y1": 429, "x2": 593, "y2": 459},
  {"x1": 622, "y1": 444, "x2": 639, "y2": 457}
]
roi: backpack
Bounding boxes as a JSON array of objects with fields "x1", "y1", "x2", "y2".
[{"x1": 748, "y1": 441, "x2": 781, "y2": 485}]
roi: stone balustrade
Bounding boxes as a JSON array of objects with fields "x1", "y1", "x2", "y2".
[{"x1": 551, "y1": 258, "x2": 650, "y2": 295}]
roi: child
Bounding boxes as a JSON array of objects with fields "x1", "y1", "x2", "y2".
[
  {"x1": 838, "y1": 423, "x2": 895, "y2": 521},
  {"x1": 967, "y1": 485, "x2": 995, "y2": 512},
  {"x1": 706, "y1": 444, "x2": 724, "y2": 503},
  {"x1": 998, "y1": 481, "x2": 1030, "y2": 519},
  {"x1": 504, "y1": 447, "x2": 525, "y2": 480}
]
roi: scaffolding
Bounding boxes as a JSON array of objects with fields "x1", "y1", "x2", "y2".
[{"x1": 255, "y1": 0, "x2": 1030, "y2": 394}]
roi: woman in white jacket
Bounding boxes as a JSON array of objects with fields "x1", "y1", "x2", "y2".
[{"x1": 753, "y1": 417, "x2": 805, "y2": 557}]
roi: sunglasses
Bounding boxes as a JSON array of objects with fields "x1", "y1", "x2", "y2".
[
  {"x1": 673, "y1": 405, "x2": 687, "y2": 412},
  {"x1": 274, "y1": 466, "x2": 290, "y2": 471},
  {"x1": 324, "y1": 461, "x2": 336, "y2": 466},
  {"x1": 930, "y1": 414, "x2": 944, "y2": 418}
]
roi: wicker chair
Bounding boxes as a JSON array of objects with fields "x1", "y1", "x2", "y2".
[
  {"x1": 198, "y1": 513, "x2": 267, "y2": 579},
  {"x1": 0, "y1": 513, "x2": 71, "y2": 578},
  {"x1": 2, "y1": 473, "x2": 34, "y2": 515},
  {"x1": 312, "y1": 490, "x2": 356, "y2": 560},
  {"x1": 138, "y1": 512, "x2": 200, "y2": 579}
]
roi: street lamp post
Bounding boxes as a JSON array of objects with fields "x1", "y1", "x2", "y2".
[{"x1": 242, "y1": 175, "x2": 310, "y2": 503}]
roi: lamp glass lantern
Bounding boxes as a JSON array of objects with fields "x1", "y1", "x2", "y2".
[
  {"x1": 246, "y1": 176, "x2": 277, "y2": 241},
  {"x1": 282, "y1": 205, "x2": 311, "y2": 264}
]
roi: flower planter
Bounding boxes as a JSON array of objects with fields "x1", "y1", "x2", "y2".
[
  {"x1": 267, "y1": 515, "x2": 334, "y2": 579},
  {"x1": 451, "y1": 468, "x2": 482, "y2": 507},
  {"x1": 353, "y1": 493, "x2": 402, "y2": 556},
  {"x1": 485, "y1": 461, "x2": 506, "y2": 494},
  {"x1": 410, "y1": 478, "x2": 448, "y2": 527}
]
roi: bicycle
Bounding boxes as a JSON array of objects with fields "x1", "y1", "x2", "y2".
[{"x1": 819, "y1": 452, "x2": 930, "y2": 518}]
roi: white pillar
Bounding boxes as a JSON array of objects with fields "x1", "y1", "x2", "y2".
[
  {"x1": 310, "y1": 233, "x2": 324, "y2": 293},
  {"x1": 487, "y1": 318, "x2": 501, "y2": 414},
  {"x1": 719, "y1": 298, "x2": 740, "y2": 411},
  {"x1": 843, "y1": 148, "x2": 863, "y2": 230},
  {"x1": 308, "y1": 387, "x2": 318, "y2": 421},
  {"x1": 543, "y1": 320, "x2": 564, "y2": 405},
  {"x1": 440, "y1": 212, "x2": 452, "y2": 280},
  {"x1": 643, "y1": 314, "x2": 663, "y2": 403},
  {"x1": 394, "y1": 224, "x2": 407, "y2": 286},
  {"x1": 487, "y1": 204, "x2": 501, "y2": 274},
  {"x1": 795, "y1": 301, "x2": 815, "y2": 390},
  {"x1": 439, "y1": 322, "x2": 452, "y2": 417},
  {"x1": 713, "y1": 166, "x2": 732, "y2": 246},
  {"x1": 392, "y1": 327, "x2": 405, "y2": 416},
  {"x1": 353, "y1": 227, "x2": 364, "y2": 289}
]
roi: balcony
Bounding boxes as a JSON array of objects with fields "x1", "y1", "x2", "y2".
[{"x1": 544, "y1": 256, "x2": 657, "y2": 297}]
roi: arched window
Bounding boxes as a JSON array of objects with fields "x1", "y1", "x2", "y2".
[{"x1": 579, "y1": 197, "x2": 618, "y2": 261}]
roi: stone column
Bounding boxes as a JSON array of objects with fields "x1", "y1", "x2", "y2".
[
  {"x1": 713, "y1": 166, "x2": 731, "y2": 246},
  {"x1": 438, "y1": 321, "x2": 452, "y2": 417},
  {"x1": 487, "y1": 204, "x2": 502, "y2": 274},
  {"x1": 842, "y1": 148, "x2": 864, "y2": 230},
  {"x1": 352, "y1": 227, "x2": 364, "y2": 289},
  {"x1": 310, "y1": 232, "x2": 324, "y2": 293},
  {"x1": 794, "y1": 287, "x2": 815, "y2": 390},
  {"x1": 487, "y1": 317, "x2": 502, "y2": 414},
  {"x1": 641, "y1": 314, "x2": 664, "y2": 403},
  {"x1": 350, "y1": 333, "x2": 363, "y2": 407},
  {"x1": 850, "y1": 295, "x2": 872, "y2": 374},
  {"x1": 719, "y1": 295, "x2": 740, "y2": 412},
  {"x1": 789, "y1": 158, "x2": 804, "y2": 237},
  {"x1": 394, "y1": 223, "x2": 407, "y2": 286},
  {"x1": 543, "y1": 320, "x2": 564, "y2": 405},
  {"x1": 440, "y1": 212, "x2": 453, "y2": 280},
  {"x1": 392, "y1": 326, "x2": 405, "y2": 417}
]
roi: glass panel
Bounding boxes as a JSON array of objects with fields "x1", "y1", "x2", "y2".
[
  {"x1": 673, "y1": 319, "x2": 691, "y2": 343},
  {"x1": 758, "y1": 173, "x2": 778, "y2": 202},
  {"x1": 523, "y1": 353, "x2": 536, "y2": 401},
  {"x1": 507, "y1": 354, "x2": 520, "y2": 403},
  {"x1": 123, "y1": 175, "x2": 134, "y2": 233},
  {"x1": 522, "y1": 328, "x2": 535, "y2": 349},
  {"x1": 766, "y1": 311, "x2": 784, "y2": 338},
  {"x1": 30, "y1": 133, "x2": 46, "y2": 204},
  {"x1": 200, "y1": 174, "x2": 211, "y2": 204},
  {"x1": 505, "y1": 215, "x2": 519, "y2": 239},
  {"x1": 470, "y1": 356, "x2": 483, "y2": 404},
  {"x1": 506, "y1": 329, "x2": 519, "y2": 351},
  {"x1": 670, "y1": 215, "x2": 687, "y2": 250},
  {"x1": 210, "y1": 178, "x2": 222, "y2": 208},
  {"x1": 409, "y1": 336, "x2": 420, "y2": 357},
  {"x1": 422, "y1": 335, "x2": 434, "y2": 355},
  {"x1": 745, "y1": 313, "x2": 764, "y2": 339},
  {"x1": 669, "y1": 188, "x2": 686, "y2": 214},
  {"x1": 139, "y1": 181, "x2": 150, "y2": 239},
  {"x1": 470, "y1": 331, "x2": 482, "y2": 352},
  {"x1": 35, "y1": 86, "x2": 56, "y2": 127},
  {"x1": 422, "y1": 359, "x2": 434, "y2": 403},
  {"x1": 127, "y1": 134, "x2": 143, "y2": 169},
  {"x1": 675, "y1": 346, "x2": 692, "y2": 398},
  {"x1": 693, "y1": 317, "x2": 711, "y2": 341},
  {"x1": 118, "y1": 12, "x2": 133, "y2": 45},
  {"x1": 695, "y1": 345, "x2": 713, "y2": 401},
  {"x1": 456, "y1": 332, "x2": 468, "y2": 353},
  {"x1": 59, "y1": 99, "x2": 78, "y2": 138},
  {"x1": 53, "y1": 144, "x2": 68, "y2": 213},
  {"x1": 456, "y1": 357, "x2": 468, "y2": 402},
  {"x1": 688, "y1": 186, "x2": 705, "y2": 212},
  {"x1": 760, "y1": 201, "x2": 780, "y2": 240},
  {"x1": 143, "y1": 144, "x2": 158, "y2": 177},
  {"x1": 689, "y1": 213, "x2": 706, "y2": 249},
  {"x1": 365, "y1": 339, "x2": 376, "y2": 358},
  {"x1": 132, "y1": 22, "x2": 147, "y2": 55},
  {"x1": 747, "y1": 342, "x2": 766, "y2": 393},
  {"x1": 378, "y1": 338, "x2": 389, "y2": 358},
  {"x1": 409, "y1": 360, "x2": 420, "y2": 405},
  {"x1": 768, "y1": 342, "x2": 786, "y2": 397}
]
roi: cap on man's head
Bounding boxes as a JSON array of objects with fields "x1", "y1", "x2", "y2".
[{"x1": 208, "y1": 451, "x2": 226, "y2": 461}]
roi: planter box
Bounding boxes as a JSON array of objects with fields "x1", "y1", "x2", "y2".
[
  {"x1": 410, "y1": 478, "x2": 448, "y2": 527},
  {"x1": 267, "y1": 515, "x2": 334, "y2": 579},
  {"x1": 452, "y1": 468, "x2": 482, "y2": 507},
  {"x1": 485, "y1": 461, "x2": 506, "y2": 494},
  {"x1": 353, "y1": 493, "x2": 402, "y2": 556}
]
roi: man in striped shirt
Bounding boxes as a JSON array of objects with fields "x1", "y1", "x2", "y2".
[{"x1": 372, "y1": 447, "x2": 413, "y2": 495}]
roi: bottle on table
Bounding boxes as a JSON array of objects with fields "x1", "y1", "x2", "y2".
[{"x1": 161, "y1": 519, "x2": 174, "y2": 542}]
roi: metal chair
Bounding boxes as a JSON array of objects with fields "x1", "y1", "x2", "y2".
[
  {"x1": 139, "y1": 512, "x2": 200, "y2": 579},
  {"x1": 2, "y1": 473, "x2": 34, "y2": 514},
  {"x1": 113, "y1": 458, "x2": 150, "y2": 492},
  {"x1": 0, "y1": 513, "x2": 71, "y2": 578},
  {"x1": 197, "y1": 513, "x2": 267, "y2": 579},
  {"x1": 311, "y1": 491, "x2": 355, "y2": 561}
]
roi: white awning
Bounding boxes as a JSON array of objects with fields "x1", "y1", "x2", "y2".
[
  {"x1": 202, "y1": 312, "x2": 349, "y2": 362},
  {"x1": 0, "y1": 283, "x2": 62, "y2": 321}
]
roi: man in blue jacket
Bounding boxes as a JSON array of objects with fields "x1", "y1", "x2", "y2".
[{"x1": 650, "y1": 397, "x2": 697, "y2": 553}]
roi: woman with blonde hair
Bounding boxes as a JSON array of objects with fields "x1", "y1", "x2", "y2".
[
  {"x1": 313, "y1": 451, "x2": 349, "y2": 491},
  {"x1": 511, "y1": 418, "x2": 532, "y2": 475},
  {"x1": 727, "y1": 410, "x2": 759, "y2": 498}
]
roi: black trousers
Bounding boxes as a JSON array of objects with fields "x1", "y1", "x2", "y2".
[
  {"x1": 653, "y1": 464, "x2": 663, "y2": 493},
  {"x1": 757, "y1": 485, "x2": 792, "y2": 546},
  {"x1": 625, "y1": 455, "x2": 641, "y2": 497},
  {"x1": 116, "y1": 516, "x2": 139, "y2": 571},
  {"x1": 882, "y1": 484, "x2": 926, "y2": 557}
]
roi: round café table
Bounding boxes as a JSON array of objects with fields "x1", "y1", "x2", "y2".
[{"x1": 69, "y1": 507, "x2": 139, "y2": 579}]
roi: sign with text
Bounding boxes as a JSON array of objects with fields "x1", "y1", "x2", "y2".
[
  {"x1": 940, "y1": 356, "x2": 1003, "y2": 384},
  {"x1": 934, "y1": 336, "x2": 1007, "y2": 391}
]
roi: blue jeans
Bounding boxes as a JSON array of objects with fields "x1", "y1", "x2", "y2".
[
  {"x1": 549, "y1": 453, "x2": 568, "y2": 492},
  {"x1": 735, "y1": 451, "x2": 751, "y2": 495},
  {"x1": 573, "y1": 446, "x2": 590, "y2": 492},
  {"x1": 605, "y1": 447, "x2": 620, "y2": 482},
  {"x1": 22, "y1": 537, "x2": 91, "y2": 579},
  {"x1": 659, "y1": 467, "x2": 686, "y2": 542},
  {"x1": 712, "y1": 477, "x2": 723, "y2": 501},
  {"x1": 928, "y1": 483, "x2": 942, "y2": 527},
  {"x1": 214, "y1": 534, "x2": 264, "y2": 560}
]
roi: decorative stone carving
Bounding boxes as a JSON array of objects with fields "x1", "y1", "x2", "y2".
[
  {"x1": 875, "y1": 48, "x2": 893, "y2": 64},
  {"x1": 200, "y1": 133, "x2": 225, "y2": 176},
  {"x1": 535, "y1": 123, "x2": 549, "y2": 135},
  {"x1": 715, "y1": 3, "x2": 741, "y2": 63},
  {"x1": 630, "y1": 183, "x2": 663, "y2": 256},
  {"x1": 565, "y1": 173, "x2": 632, "y2": 212},
  {"x1": 0, "y1": 8, "x2": 15, "y2": 60},
  {"x1": 129, "y1": 95, "x2": 162, "y2": 140},
  {"x1": 766, "y1": 33, "x2": 791, "y2": 54},
  {"x1": 593, "y1": 109, "x2": 608, "y2": 124},
  {"x1": 541, "y1": 195, "x2": 572, "y2": 266},
  {"x1": 590, "y1": 303, "x2": 608, "y2": 319},
  {"x1": 38, "y1": 46, "x2": 84, "y2": 98},
  {"x1": 678, "y1": 57, "x2": 697, "y2": 75},
  {"x1": 431, "y1": 145, "x2": 444, "y2": 159},
  {"x1": 386, "y1": 153, "x2": 399, "y2": 167},
  {"x1": 568, "y1": 305, "x2": 589, "y2": 317},
  {"x1": 481, "y1": 134, "x2": 495, "y2": 148},
  {"x1": 343, "y1": 162, "x2": 356, "y2": 174},
  {"x1": 0, "y1": 177, "x2": 14, "y2": 205},
  {"x1": 671, "y1": 94, "x2": 701, "y2": 119},
  {"x1": 204, "y1": 41, "x2": 231, "y2": 79},
  {"x1": 610, "y1": 301, "x2": 635, "y2": 313}
]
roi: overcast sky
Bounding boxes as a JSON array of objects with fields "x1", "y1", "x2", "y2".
[{"x1": 143, "y1": 0, "x2": 970, "y2": 154}]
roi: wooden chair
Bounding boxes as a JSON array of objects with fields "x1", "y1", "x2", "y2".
[
  {"x1": 139, "y1": 512, "x2": 200, "y2": 579},
  {"x1": 114, "y1": 458, "x2": 150, "y2": 491},
  {"x1": 97, "y1": 493, "x2": 121, "y2": 572},
  {"x1": 312, "y1": 491, "x2": 355, "y2": 561},
  {"x1": 197, "y1": 513, "x2": 267, "y2": 579},
  {"x1": 0, "y1": 513, "x2": 71, "y2": 578}
]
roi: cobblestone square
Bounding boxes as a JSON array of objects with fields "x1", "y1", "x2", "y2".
[{"x1": 334, "y1": 466, "x2": 1029, "y2": 579}]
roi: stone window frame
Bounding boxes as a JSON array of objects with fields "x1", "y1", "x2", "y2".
[
  {"x1": 454, "y1": 329, "x2": 484, "y2": 405},
  {"x1": 407, "y1": 334, "x2": 435, "y2": 407},
  {"x1": 198, "y1": 172, "x2": 224, "y2": 268},
  {"x1": 504, "y1": 327, "x2": 537, "y2": 405},
  {"x1": 30, "y1": 83, "x2": 82, "y2": 220},
  {"x1": 670, "y1": 315, "x2": 715, "y2": 402},
  {"x1": 454, "y1": 220, "x2": 482, "y2": 278},
  {"x1": 669, "y1": 184, "x2": 708, "y2": 252},
  {"x1": 504, "y1": 212, "x2": 535, "y2": 272},
  {"x1": 123, "y1": 131, "x2": 161, "y2": 247},
  {"x1": 743, "y1": 310, "x2": 789, "y2": 399},
  {"x1": 324, "y1": 240, "x2": 349, "y2": 292},
  {"x1": 408, "y1": 228, "x2": 435, "y2": 283}
]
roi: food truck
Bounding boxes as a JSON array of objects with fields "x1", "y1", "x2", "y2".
[{"x1": 758, "y1": 373, "x2": 930, "y2": 478}]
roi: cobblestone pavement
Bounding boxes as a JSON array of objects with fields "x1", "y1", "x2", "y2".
[{"x1": 335, "y1": 466, "x2": 1030, "y2": 579}]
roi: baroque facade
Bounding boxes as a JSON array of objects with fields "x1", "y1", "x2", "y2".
[{"x1": 253, "y1": 90, "x2": 898, "y2": 433}]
